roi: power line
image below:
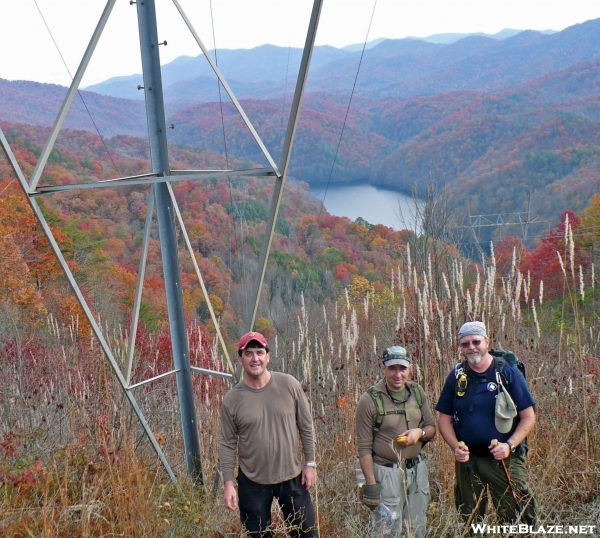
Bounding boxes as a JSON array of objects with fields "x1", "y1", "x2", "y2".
[
  {"x1": 33, "y1": 0, "x2": 123, "y2": 179},
  {"x1": 307, "y1": 0, "x2": 379, "y2": 257}
]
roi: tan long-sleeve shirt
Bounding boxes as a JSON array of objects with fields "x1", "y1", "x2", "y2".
[
  {"x1": 219, "y1": 372, "x2": 316, "y2": 484},
  {"x1": 356, "y1": 379, "x2": 436, "y2": 464}
]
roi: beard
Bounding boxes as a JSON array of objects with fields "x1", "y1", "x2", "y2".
[{"x1": 466, "y1": 354, "x2": 483, "y2": 365}]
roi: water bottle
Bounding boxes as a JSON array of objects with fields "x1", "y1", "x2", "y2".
[{"x1": 379, "y1": 502, "x2": 398, "y2": 525}]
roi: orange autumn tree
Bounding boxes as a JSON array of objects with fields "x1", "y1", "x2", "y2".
[
  {"x1": 0, "y1": 180, "x2": 70, "y2": 289},
  {"x1": 0, "y1": 232, "x2": 46, "y2": 320},
  {"x1": 0, "y1": 179, "x2": 80, "y2": 325}
]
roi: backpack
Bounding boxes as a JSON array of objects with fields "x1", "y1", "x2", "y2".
[
  {"x1": 453, "y1": 348, "x2": 529, "y2": 452},
  {"x1": 367, "y1": 381, "x2": 423, "y2": 437},
  {"x1": 491, "y1": 349, "x2": 526, "y2": 382}
]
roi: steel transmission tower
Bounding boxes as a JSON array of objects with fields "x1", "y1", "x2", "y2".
[
  {"x1": 0, "y1": 0, "x2": 323, "y2": 484},
  {"x1": 456, "y1": 192, "x2": 548, "y2": 258}
]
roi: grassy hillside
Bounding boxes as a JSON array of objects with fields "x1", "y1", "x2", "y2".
[
  {"x1": 1, "y1": 116, "x2": 600, "y2": 534},
  {"x1": 1, "y1": 221, "x2": 598, "y2": 536}
]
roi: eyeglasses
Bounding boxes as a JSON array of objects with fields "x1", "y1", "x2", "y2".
[{"x1": 459, "y1": 339, "x2": 483, "y2": 348}]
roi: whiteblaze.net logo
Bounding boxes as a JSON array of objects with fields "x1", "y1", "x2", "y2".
[{"x1": 471, "y1": 524, "x2": 597, "y2": 535}]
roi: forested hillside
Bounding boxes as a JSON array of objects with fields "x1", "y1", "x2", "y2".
[
  {"x1": 3, "y1": 117, "x2": 600, "y2": 343},
  {"x1": 3, "y1": 12, "x2": 600, "y2": 535},
  {"x1": 2, "y1": 24, "x2": 600, "y2": 245},
  {"x1": 2, "y1": 114, "x2": 600, "y2": 535},
  {"x1": 3, "y1": 19, "x2": 600, "y2": 238},
  {"x1": 0, "y1": 120, "x2": 420, "y2": 341},
  {"x1": 0, "y1": 79, "x2": 146, "y2": 138}
]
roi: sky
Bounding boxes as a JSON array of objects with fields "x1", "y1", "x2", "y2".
[{"x1": 2, "y1": 0, "x2": 600, "y2": 87}]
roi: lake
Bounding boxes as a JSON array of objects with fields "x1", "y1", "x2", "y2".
[{"x1": 310, "y1": 183, "x2": 422, "y2": 231}]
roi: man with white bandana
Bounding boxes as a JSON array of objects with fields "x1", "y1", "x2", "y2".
[{"x1": 435, "y1": 321, "x2": 537, "y2": 528}]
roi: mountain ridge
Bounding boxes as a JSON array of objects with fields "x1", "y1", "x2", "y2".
[
  {"x1": 2, "y1": 19, "x2": 600, "y2": 234},
  {"x1": 82, "y1": 20, "x2": 598, "y2": 104}
]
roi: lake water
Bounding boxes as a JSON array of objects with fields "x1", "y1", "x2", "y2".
[{"x1": 310, "y1": 183, "x2": 422, "y2": 231}]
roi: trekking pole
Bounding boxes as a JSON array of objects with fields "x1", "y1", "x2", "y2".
[
  {"x1": 460, "y1": 487, "x2": 486, "y2": 538},
  {"x1": 458, "y1": 441, "x2": 477, "y2": 504},
  {"x1": 491, "y1": 439, "x2": 520, "y2": 519}
]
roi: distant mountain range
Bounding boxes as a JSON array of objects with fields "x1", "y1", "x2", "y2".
[
  {"x1": 81, "y1": 26, "x2": 568, "y2": 104},
  {"x1": 2, "y1": 19, "x2": 600, "y2": 231},
  {"x1": 80, "y1": 25, "x2": 569, "y2": 104},
  {"x1": 404, "y1": 28, "x2": 554, "y2": 45}
]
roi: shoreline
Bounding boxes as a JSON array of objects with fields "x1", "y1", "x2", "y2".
[
  {"x1": 305, "y1": 182, "x2": 423, "y2": 231},
  {"x1": 306, "y1": 179, "x2": 415, "y2": 200}
]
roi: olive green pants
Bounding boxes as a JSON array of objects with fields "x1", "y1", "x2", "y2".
[{"x1": 455, "y1": 453, "x2": 537, "y2": 527}]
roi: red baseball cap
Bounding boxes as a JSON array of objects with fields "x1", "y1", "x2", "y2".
[{"x1": 238, "y1": 331, "x2": 268, "y2": 352}]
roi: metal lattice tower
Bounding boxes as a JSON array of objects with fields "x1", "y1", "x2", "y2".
[
  {"x1": 453, "y1": 192, "x2": 549, "y2": 257},
  {"x1": 0, "y1": 0, "x2": 324, "y2": 484}
]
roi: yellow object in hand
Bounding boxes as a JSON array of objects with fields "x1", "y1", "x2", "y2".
[{"x1": 396, "y1": 435, "x2": 407, "y2": 443}]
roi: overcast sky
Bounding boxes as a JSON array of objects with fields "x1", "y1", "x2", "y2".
[{"x1": 2, "y1": 0, "x2": 600, "y2": 87}]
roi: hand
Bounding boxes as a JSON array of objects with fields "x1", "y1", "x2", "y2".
[
  {"x1": 455, "y1": 441, "x2": 470, "y2": 463},
  {"x1": 489, "y1": 440, "x2": 510, "y2": 460},
  {"x1": 223, "y1": 481, "x2": 238, "y2": 511},
  {"x1": 399, "y1": 428, "x2": 424, "y2": 446},
  {"x1": 361, "y1": 482, "x2": 382, "y2": 510},
  {"x1": 301, "y1": 465, "x2": 317, "y2": 490}
]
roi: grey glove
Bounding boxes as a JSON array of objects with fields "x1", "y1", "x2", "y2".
[{"x1": 361, "y1": 482, "x2": 382, "y2": 510}]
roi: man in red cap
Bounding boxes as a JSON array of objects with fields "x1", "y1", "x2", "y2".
[{"x1": 219, "y1": 331, "x2": 318, "y2": 537}]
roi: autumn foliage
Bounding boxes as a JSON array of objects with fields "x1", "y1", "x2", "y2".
[{"x1": 2, "y1": 114, "x2": 600, "y2": 535}]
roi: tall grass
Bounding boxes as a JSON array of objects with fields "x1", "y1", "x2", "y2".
[{"x1": 1, "y1": 237, "x2": 599, "y2": 536}]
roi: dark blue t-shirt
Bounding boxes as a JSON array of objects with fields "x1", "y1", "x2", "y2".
[{"x1": 435, "y1": 359, "x2": 535, "y2": 456}]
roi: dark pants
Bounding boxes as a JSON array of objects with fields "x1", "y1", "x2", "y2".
[
  {"x1": 455, "y1": 453, "x2": 537, "y2": 527},
  {"x1": 237, "y1": 469, "x2": 318, "y2": 537}
]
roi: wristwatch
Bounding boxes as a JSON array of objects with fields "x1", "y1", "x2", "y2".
[
  {"x1": 305, "y1": 461, "x2": 317, "y2": 468},
  {"x1": 421, "y1": 429, "x2": 427, "y2": 440},
  {"x1": 507, "y1": 441, "x2": 516, "y2": 453}
]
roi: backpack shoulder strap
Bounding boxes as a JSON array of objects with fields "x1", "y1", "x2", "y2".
[
  {"x1": 366, "y1": 385, "x2": 386, "y2": 434},
  {"x1": 493, "y1": 356, "x2": 510, "y2": 388},
  {"x1": 453, "y1": 362, "x2": 466, "y2": 417},
  {"x1": 406, "y1": 381, "x2": 423, "y2": 408},
  {"x1": 367, "y1": 382, "x2": 424, "y2": 436},
  {"x1": 494, "y1": 355, "x2": 507, "y2": 371}
]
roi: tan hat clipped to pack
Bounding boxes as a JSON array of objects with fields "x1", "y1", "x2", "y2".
[{"x1": 495, "y1": 380, "x2": 518, "y2": 433}]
